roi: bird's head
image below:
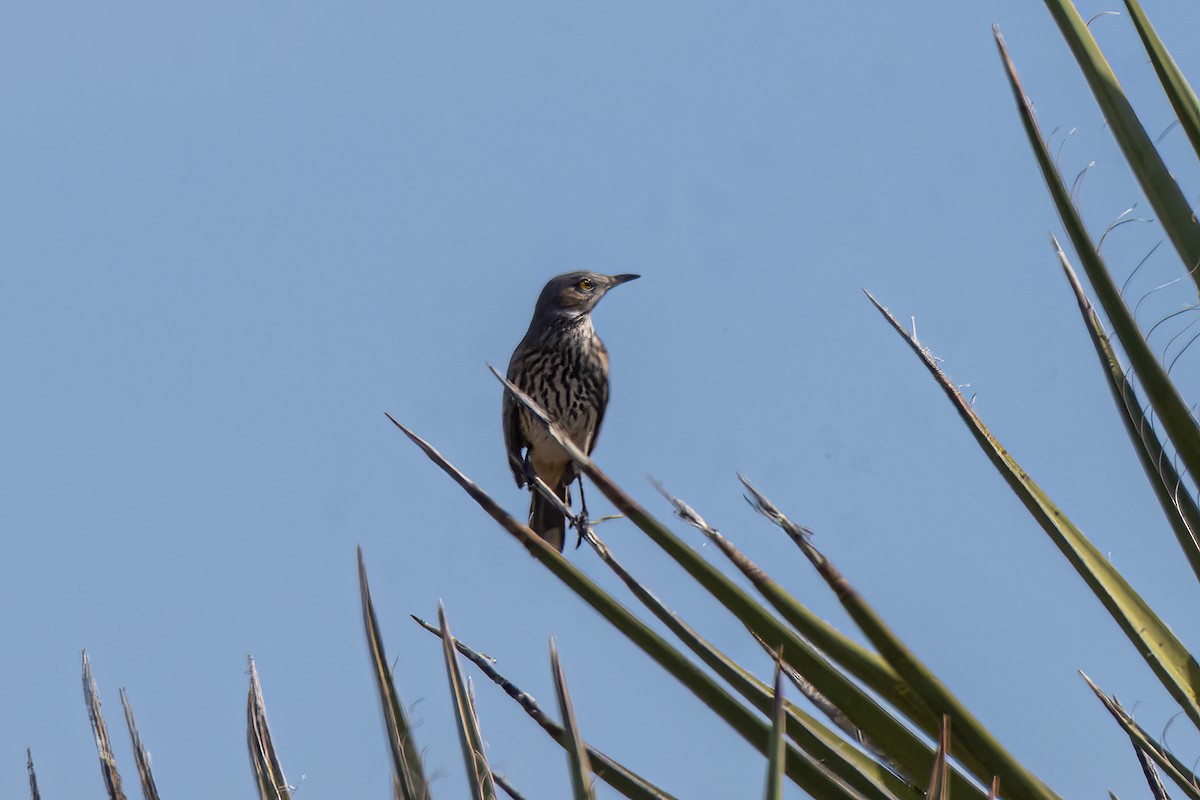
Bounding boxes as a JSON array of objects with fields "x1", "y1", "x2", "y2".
[{"x1": 533, "y1": 271, "x2": 640, "y2": 320}]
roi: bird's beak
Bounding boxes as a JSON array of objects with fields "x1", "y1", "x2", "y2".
[{"x1": 609, "y1": 274, "x2": 641, "y2": 286}]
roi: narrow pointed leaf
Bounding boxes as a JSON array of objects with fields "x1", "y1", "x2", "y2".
[
  {"x1": 1081, "y1": 672, "x2": 1200, "y2": 800},
  {"x1": 83, "y1": 651, "x2": 128, "y2": 800},
  {"x1": 654, "y1": 483, "x2": 919, "y2": 717},
  {"x1": 764, "y1": 658, "x2": 787, "y2": 800},
  {"x1": 759, "y1": 635, "x2": 917, "y2": 797},
  {"x1": 388, "y1": 416, "x2": 880, "y2": 796},
  {"x1": 1053, "y1": 238, "x2": 1200, "y2": 582},
  {"x1": 439, "y1": 603, "x2": 497, "y2": 800},
  {"x1": 550, "y1": 640, "x2": 597, "y2": 800},
  {"x1": 1038, "y1": 0, "x2": 1200, "y2": 283},
  {"x1": 1123, "y1": 0, "x2": 1200, "y2": 162},
  {"x1": 870, "y1": 287, "x2": 1200, "y2": 734},
  {"x1": 358, "y1": 548, "x2": 430, "y2": 800},
  {"x1": 26, "y1": 750, "x2": 41, "y2": 800},
  {"x1": 742, "y1": 480, "x2": 1059, "y2": 800},
  {"x1": 247, "y1": 657, "x2": 291, "y2": 800},
  {"x1": 657, "y1": 485, "x2": 977, "y2": 797},
  {"x1": 119, "y1": 690, "x2": 161, "y2": 800},
  {"x1": 412, "y1": 614, "x2": 680, "y2": 800},
  {"x1": 585, "y1": 523, "x2": 927, "y2": 799},
  {"x1": 995, "y1": 28, "x2": 1200, "y2": 489}
]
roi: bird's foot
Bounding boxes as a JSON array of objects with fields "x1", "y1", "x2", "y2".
[{"x1": 574, "y1": 509, "x2": 590, "y2": 549}]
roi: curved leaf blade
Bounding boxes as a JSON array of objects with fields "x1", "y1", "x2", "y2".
[
  {"x1": 1123, "y1": 0, "x2": 1200, "y2": 163},
  {"x1": 246, "y1": 657, "x2": 291, "y2": 800},
  {"x1": 1038, "y1": 0, "x2": 1200, "y2": 284},
  {"x1": 82, "y1": 651, "x2": 127, "y2": 800},
  {"x1": 994, "y1": 27, "x2": 1200, "y2": 488},
  {"x1": 1081, "y1": 672, "x2": 1200, "y2": 800},
  {"x1": 119, "y1": 689, "x2": 161, "y2": 800},
  {"x1": 358, "y1": 548, "x2": 430, "y2": 800},
  {"x1": 550, "y1": 640, "x2": 597, "y2": 800},
  {"x1": 742, "y1": 479, "x2": 1059, "y2": 800},
  {"x1": 438, "y1": 603, "x2": 497, "y2": 800},
  {"x1": 26, "y1": 749, "x2": 41, "y2": 800},
  {"x1": 585, "y1": 522, "x2": 928, "y2": 800},
  {"x1": 867, "y1": 289, "x2": 1200, "y2": 734},
  {"x1": 1052, "y1": 238, "x2": 1200, "y2": 583},
  {"x1": 764, "y1": 658, "x2": 787, "y2": 800}
]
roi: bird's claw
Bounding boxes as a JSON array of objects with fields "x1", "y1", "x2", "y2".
[{"x1": 574, "y1": 510, "x2": 590, "y2": 549}]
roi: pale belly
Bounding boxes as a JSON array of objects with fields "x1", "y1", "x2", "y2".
[{"x1": 519, "y1": 401, "x2": 598, "y2": 486}]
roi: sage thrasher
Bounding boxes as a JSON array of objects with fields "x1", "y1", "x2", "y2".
[{"x1": 503, "y1": 271, "x2": 639, "y2": 551}]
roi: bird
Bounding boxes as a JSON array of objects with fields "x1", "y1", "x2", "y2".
[{"x1": 503, "y1": 271, "x2": 640, "y2": 551}]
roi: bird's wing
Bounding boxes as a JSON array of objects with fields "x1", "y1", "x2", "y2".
[
  {"x1": 503, "y1": 363, "x2": 528, "y2": 487},
  {"x1": 587, "y1": 339, "x2": 611, "y2": 455}
]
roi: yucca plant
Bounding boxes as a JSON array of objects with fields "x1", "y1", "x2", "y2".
[
  {"x1": 33, "y1": 2, "x2": 1200, "y2": 798},
  {"x1": 369, "y1": 1, "x2": 1200, "y2": 796}
]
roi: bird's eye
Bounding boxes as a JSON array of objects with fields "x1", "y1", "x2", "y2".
[{"x1": 578, "y1": 278, "x2": 595, "y2": 291}]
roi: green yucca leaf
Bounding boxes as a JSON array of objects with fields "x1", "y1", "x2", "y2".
[
  {"x1": 484, "y1": 374, "x2": 958, "y2": 785},
  {"x1": 741, "y1": 478, "x2": 1059, "y2": 800},
  {"x1": 764, "y1": 658, "x2": 787, "y2": 800},
  {"x1": 26, "y1": 749, "x2": 41, "y2": 800},
  {"x1": 549, "y1": 639, "x2": 597, "y2": 800},
  {"x1": 653, "y1": 482, "x2": 926, "y2": 725},
  {"x1": 82, "y1": 651, "x2": 128, "y2": 800},
  {"x1": 1080, "y1": 672, "x2": 1200, "y2": 800},
  {"x1": 1051, "y1": 237, "x2": 1200, "y2": 582},
  {"x1": 656, "y1": 484, "x2": 980, "y2": 798},
  {"x1": 878, "y1": 276, "x2": 1200, "y2": 710},
  {"x1": 995, "y1": 28, "x2": 1200, "y2": 491},
  {"x1": 389, "y1": 417, "x2": 863, "y2": 796},
  {"x1": 995, "y1": 29, "x2": 1200, "y2": 728},
  {"x1": 584, "y1": 523, "x2": 926, "y2": 800},
  {"x1": 438, "y1": 603, "x2": 498, "y2": 800},
  {"x1": 119, "y1": 689, "x2": 161, "y2": 800},
  {"x1": 411, "y1": 614, "x2": 679, "y2": 800},
  {"x1": 869, "y1": 282, "x2": 1200, "y2": 734},
  {"x1": 1037, "y1": 0, "x2": 1200, "y2": 284},
  {"x1": 246, "y1": 657, "x2": 291, "y2": 800},
  {"x1": 1123, "y1": 0, "x2": 1200, "y2": 162},
  {"x1": 925, "y1": 717, "x2": 950, "y2": 800},
  {"x1": 761, "y1": 637, "x2": 915, "y2": 796},
  {"x1": 357, "y1": 548, "x2": 431, "y2": 800}
]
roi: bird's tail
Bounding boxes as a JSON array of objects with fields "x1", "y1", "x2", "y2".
[{"x1": 529, "y1": 481, "x2": 570, "y2": 552}]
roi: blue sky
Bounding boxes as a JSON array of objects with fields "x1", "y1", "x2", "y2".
[{"x1": 4, "y1": 1, "x2": 1200, "y2": 797}]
